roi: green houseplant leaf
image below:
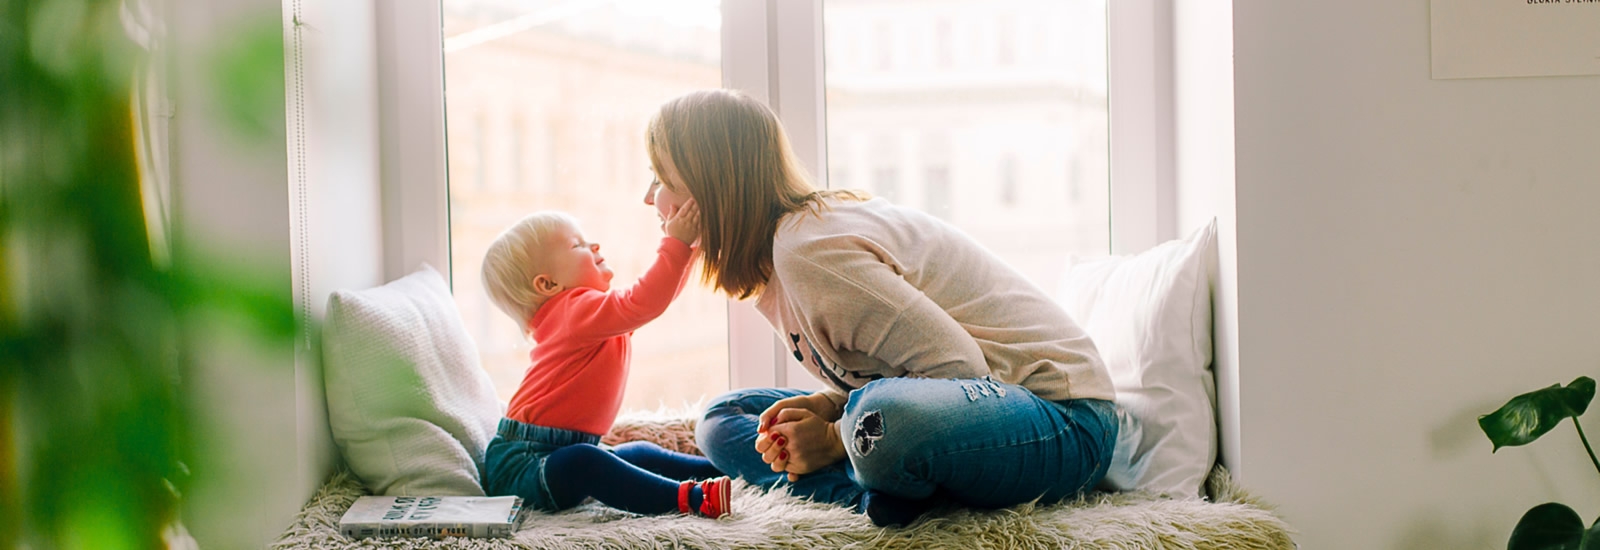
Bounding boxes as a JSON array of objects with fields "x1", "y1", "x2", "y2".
[
  {"x1": 2, "y1": 1, "x2": 300, "y2": 547},
  {"x1": 1481, "y1": 376, "x2": 1600, "y2": 550},
  {"x1": 1508, "y1": 504, "x2": 1600, "y2": 550},
  {"x1": 1507, "y1": 502, "x2": 1583, "y2": 550},
  {"x1": 1480, "y1": 377, "x2": 1595, "y2": 452}
]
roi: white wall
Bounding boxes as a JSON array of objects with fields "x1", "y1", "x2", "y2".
[
  {"x1": 1221, "y1": 1, "x2": 1600, "y2": 547},
  {"x1": 1171, "y1": 0, "x2": 1240, "y2": 476},
  {"x1": 168, "y1": 0, "x2": 386, "y2": 546},
  {"x1": 166, "y1": 1, "x2": 315, "y2": 547},
  {"x1": 293, "y1": 0, "x2": 385, "y2": 312}
]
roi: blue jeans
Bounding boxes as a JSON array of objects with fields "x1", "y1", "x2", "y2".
[
  {"x1": 483, "y1": 418, "x2": 722, "y2": 514},
  {"x1": 696, "y1": 377, "x2": 1118, "y2": 510},
  {"x1": 483, "y1": 420, "x2": 601, "y2": 512}
]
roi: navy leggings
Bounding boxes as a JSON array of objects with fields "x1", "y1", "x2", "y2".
[{"x1": 543, "y1": 441, "x2": 724, "y2": 513}]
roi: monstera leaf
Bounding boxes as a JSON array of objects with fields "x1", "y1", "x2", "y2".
[
  {"x1": 1506, "y1": 503, "x2": 1600, "y2": 550},
  {"x1": 1480, "y1": 376, "x2": 1600, "y2": 550},
  {"x1": 1480, "y1": 377, "x2": 1595, "y2": 452}
]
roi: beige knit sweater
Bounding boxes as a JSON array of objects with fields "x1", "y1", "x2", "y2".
[{"x1": 753, "y1": 197, "x2": 1115, "y2": 408}]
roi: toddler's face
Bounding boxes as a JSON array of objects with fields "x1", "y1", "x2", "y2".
[{"x1": 540, "y1": 221, "x2": 613, "y2": 293}]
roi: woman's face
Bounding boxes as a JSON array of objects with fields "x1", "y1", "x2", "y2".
[{"x1": 644, "y1": 150, "x2": 691, "y2": 223}]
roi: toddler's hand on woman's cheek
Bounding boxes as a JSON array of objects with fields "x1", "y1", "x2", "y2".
[{"x1": 664, "y1": 199, "x2": 701, "y2": 245}]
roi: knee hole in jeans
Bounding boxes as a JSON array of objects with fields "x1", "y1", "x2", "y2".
[{"x1": 842, "y1": 394, "x2": 931, "y2": 487}]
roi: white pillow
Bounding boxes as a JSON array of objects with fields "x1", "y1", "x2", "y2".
[
  {"x1": 323, "y1": 264, "x2": 503, "y2": 496},
  {"x1": 1057, "y1": 219, "x2": 1217, "y2": 498}
]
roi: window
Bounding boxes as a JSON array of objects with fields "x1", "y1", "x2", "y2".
[
  {"x1": 934, "y1": 19, "x2": 953, "y2": 69},
  {"x1": 472, "y1": 115, "x2": 487, "y2": 190},
  {"x1": 919, "y1": 133, "x2": 952, "y2": 219},
  {"x1": 871, "y1": 166, "x2": 900, "y2": 203},
  {"x1": 378, "y1": 0, "x2": 1158, "y2": 398},
  {"x1": 996, "y1": 15, "x2": 1015, "y2": 66},
  {"x1": 509, "y1": 117, "x2": 525, "y2": 191},
  {"x1": 924, "y1": 166, "x2": 952, "y2": 219},
  {"x1": 1001, "y1": 156, "x2": 1019, "y2": 207},
  {"x1": 822, "y1": 0, "x2": 1110, "y2": 291},
  {"x1": 441, "y1": 0, "x2": 727, "y2": 411},
  {"x1": 874, "y1": 21, "x2": 893, "y2": 71}
]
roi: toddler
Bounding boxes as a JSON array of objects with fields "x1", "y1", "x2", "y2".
[{"x1": 479, "y1": 203, "x2": 731, "y2": 518}]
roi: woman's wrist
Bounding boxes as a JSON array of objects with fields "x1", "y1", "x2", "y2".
[
  {"x1": 825, "y1": 421, "x2": 848, "y2": 463},
  {"x1": 808, "y1": 392, "x2": 844, "y2": 422}
]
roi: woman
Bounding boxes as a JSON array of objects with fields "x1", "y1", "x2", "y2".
[{"x1": 642, "y1": 89, "x2": 1118, "y2": 527}]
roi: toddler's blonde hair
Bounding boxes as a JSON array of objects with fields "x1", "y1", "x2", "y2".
[{"x1": 481, "y1": 211, "x2": 578, "y2": 336}]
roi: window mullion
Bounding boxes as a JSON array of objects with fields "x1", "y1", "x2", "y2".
[
  {"x1": 1108, "y1": 0, "x2": 1176, "y2": 255},
  {"x1": 375, "y1": 0, "x2": 450, "y2": 283},
  {"x1": 768, "y1": 0, "x2": 828, "y2": 392},
  {"x1": 772, "y1": 0, "x2": 828, "y2": 188},
  {"x1": 723, "y1": 0, "x2": 789, "y2": 390}
]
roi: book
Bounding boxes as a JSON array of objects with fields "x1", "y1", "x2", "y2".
[{"x1": 338, "y1": 495, "x2": 524, "y2": 540}]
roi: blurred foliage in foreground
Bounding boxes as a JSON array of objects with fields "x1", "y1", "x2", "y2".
[{"x1": 2, "y1": 0, "x2": 296, "y2": 548}]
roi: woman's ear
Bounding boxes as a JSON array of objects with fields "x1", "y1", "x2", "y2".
[{"x1": 532, "y1": 274, "x2": 563, "y2": 297}]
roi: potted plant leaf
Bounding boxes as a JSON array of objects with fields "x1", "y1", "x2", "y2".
[
  {"x1": 1, "y1": 0, "x2": 297, "y2": 547},
  {"x1": 1479, "y1": 376, "x2": 1600, "y2": 550}
]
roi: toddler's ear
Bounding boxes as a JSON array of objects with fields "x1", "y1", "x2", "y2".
[{"x1": 533, "y1": 274, "x2": 563, "y2": 297}]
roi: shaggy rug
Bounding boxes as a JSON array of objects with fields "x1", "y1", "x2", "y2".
[{"x1": 274, "y1": 413, "x2": 1295, "y2": 549}]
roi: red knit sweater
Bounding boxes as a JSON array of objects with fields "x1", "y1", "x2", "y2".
[{"x1": 505, "y1": 237, "x2": 693, "y2": 435}]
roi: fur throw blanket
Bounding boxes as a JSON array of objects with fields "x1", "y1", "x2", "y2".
[{"x1": 274, "y1": 413, "x2": 1295, "y2": 549}]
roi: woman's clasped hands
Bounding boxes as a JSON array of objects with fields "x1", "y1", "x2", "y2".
[{"x1": 754, "y1": 392, "x2": 848, "y2": 482}]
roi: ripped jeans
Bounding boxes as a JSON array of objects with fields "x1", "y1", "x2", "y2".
[{"x1": 696, "y1": 377, "x2": 1118, "y2": 511}]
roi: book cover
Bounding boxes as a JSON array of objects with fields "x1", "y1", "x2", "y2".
[{"x1": 338, "y1": 495, "x2": 524, "y2": 539}]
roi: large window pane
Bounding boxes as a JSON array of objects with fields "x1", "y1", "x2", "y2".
[
  {"x1": 823, "y1": 0, "x2": 1111, "y2": 289},
  {"x1": 443, "y1": 0, "x2": 726, "y2": 411}
]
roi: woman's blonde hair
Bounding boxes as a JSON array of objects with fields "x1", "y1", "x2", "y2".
[
  {"x1": 646, "y1": 89, "x2": 864, "y2": 299},
  {"x1": 480, "y1": 211, "x2": 577, "y2": 336}
]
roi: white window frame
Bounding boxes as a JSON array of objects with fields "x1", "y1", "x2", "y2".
[
  {"x1": 1107, "y1": 0, "x2": 1176, "y2": 254},
  {"x1": 375, "y1": 0, "x2": 450, "y2": 282},
  {"x1": 376, "y1": 0, "x2": 1171, "y2": 391},
  {"x1": 720, "y1": 0, "x2": 830, "y2": 391}
]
